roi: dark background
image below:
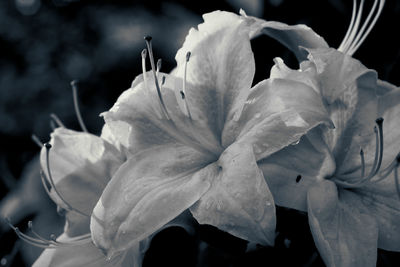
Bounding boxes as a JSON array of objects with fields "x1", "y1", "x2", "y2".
[{"x1": 0, "y1": 0, "x2": 399, "y2": 266}]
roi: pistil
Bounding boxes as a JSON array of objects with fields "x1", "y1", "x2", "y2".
[{"x1": 71, "y1": 80, "x2": 88, "y2": 133}]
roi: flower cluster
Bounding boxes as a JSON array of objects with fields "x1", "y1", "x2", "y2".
[{"x1": 8, "y1": 0, "x2": 400, "y2": 266}]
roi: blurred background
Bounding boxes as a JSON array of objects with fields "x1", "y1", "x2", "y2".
[{"x1": 0, "y1": 0, "x2": 399, "y2": 266}]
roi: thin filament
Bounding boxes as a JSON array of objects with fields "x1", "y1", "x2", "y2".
[
  {"x1": 348, "y1": 0, "x2": 385, "y2": 55},
  {"x1": 144, "y1": 36, "x2": 170, "y2": 120},
  {"x1": 43, "y1": 143, "x2": 90, "y2": 217},
  {"x1": 50, "y1": 113, "x2": 65, "y2": 128},
  {"x1": 338, "y1": 0, "x2": 358, "y2": 51},
  {"x1": 71, "y1": 80, "x2": 88, "y2": 133},
  {"x1": 31, "y1": 134, "x2": 43, "y2": 148},
  {"x1": 347, "y1": 0, "x2": 379, "y2": 53},
  {"x1": 181, "y1": 51, "x2": 192, "y2": 119},
  {"x1": 141, "y1": 49, "x2": 148, "y2": 89},
  {"x1": 6, "y1": 219, "x2": 92, "y2": 249}
]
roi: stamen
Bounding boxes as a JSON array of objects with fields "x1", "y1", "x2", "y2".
[
  {"x1": 43, "y1": 143, "x2": 90, "y2": 217},
  {"x1": 360, "y1": 149, "x2": 365, "y2": 178},
  {"x1": 6, "y1": 218, "x2": 91, "y2": 249},
  {"x1": 71, "y1": 80, "x2": 88, "y2": 132},
  {"x1": 50, "y1": 113, "x2": 65, "y2": 128},
  {"x1": 156, "y1": 58, "x2": 162, "y2": 79},
  {"x1": 334, "y1": 118, "x2": 384, "y2": 188},
  {"x1": 161, "y1": 75, "x2": 166, "y2": 85},
  {"x1": 348, "y1": 0, "x2": 385, "y2": 55},
  {"x1": 296, "y1": 175, "x2": 302, "y2": 183},
  {"x1": 338, "y1": 0, "x2": 358, "y2": 51},
  {"x1": 144, "y1": 36, "x2": 170, "y2": 120},
  {"x1": 31, "y1": 134, "x2": 43, "y2": 148},
  {"x1": 141, "y1": 49, "x2": 148, "y2": 89},
  {"x1": 179, "y1": 51, "x2": 192, "y2": 119},
  {"x1": 338, "y1": 0, "x2": 386, "y2": 56},
  {"x1": 341, "y1": 0, "x2": 365, "y2": 54},
  {"x1": 50, "y1": 120, "x2": 56, "y2": 131},
  {"x1": 395, "y1": 156, "x2": 400, "y2": 199}
]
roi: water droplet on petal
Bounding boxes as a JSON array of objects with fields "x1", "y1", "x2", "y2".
[
  {"x1": 291, "y1": 139, "x2": 300, "y2": 145},
  {"x1": 254, "y1": 146, "x2": 262, "y2": 154}
]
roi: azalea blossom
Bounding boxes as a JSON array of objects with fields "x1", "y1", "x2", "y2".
[
  {"x1": 90, "y1": 10, "x2": 332, "y2": 258},
  {"x1": 242, "y1": 0, "x2": 400, "y2": 266}
]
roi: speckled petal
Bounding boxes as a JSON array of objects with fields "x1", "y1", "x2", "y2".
[
  {"x1": 224, "y1": 76, "x2": 332, "y2": 161},
  {"x1": 307, "y1": 180, "x2": 378, "y2": 267},
  {"x1": 190, "y1": 142, "x2": 276, "y2": 246},
  {"x1": 175, "y1": 11, "x2": 255, "y2": 140},
  {"x1": 90, "y1": 144, "x2": 215, "y2": 256}
]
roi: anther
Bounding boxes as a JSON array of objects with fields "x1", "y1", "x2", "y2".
[
  {"x1": 6, "y1": 218, "x2": 92, "y2": 249},
  {"x1": 144, "y1": 36, "x2": 170, "y2": 120},
  {"x1": 178, "y1": 51, "x2": 192, "y2": 119},
  {"x1": 71, "y1": 80, "x2": 88, "y2": 133},
  {"x1": 296, "y1": 175, "x2": 302, "y2": 183},
  {"x1": 161, "y1": 76, "x2": 166, "y2": 85},
  {"x1": 144, "y1": 35, "x2": 152, "y2": 42},
  {"x1": 141, "y1": 48, "x2": 149, "y2": 90},
  {"x1": 334, "y1": 118, "x2": 384, "y2": 188}
]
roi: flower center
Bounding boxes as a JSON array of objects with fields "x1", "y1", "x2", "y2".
[
  {"x1": 333, "y1": 118, "x2": 384, "y2": 187},
  {"x1": 332, "y1": 118, "x2": 400, "y2": 198},
  {"x1": 338, "y1": 0, "x2": 385, "y2": 56}
]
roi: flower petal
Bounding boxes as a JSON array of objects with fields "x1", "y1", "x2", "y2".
[
  {"x1": 354, "y1": 187, "x2": 400, "y2": 251},
  {"x1": 102, "y1": 72, "x2": 223, "y2": 157},
  {"x1": 190, "y1": 142, "x2": 276, "y2": 246},
  {"x1": 40, "y1": 128, "x2": 124, "y2": 235},
  {"x1": 259, "y1": 127, "x2": 336, "y2": 211},
  {"x1": 224, "y1": 76, "x2": 332, "y2": 161},
  {"x1": 32, "y1": 234, "x2": 135, "y2": 267},
  {"x1": 240, "y1": 9, "x2": 329, "y2": 61},
  {"x1": 307, "y1": 180, "x2": 378, "y2": 267},
  {"x1": 175, "y1": 11, "x2": 255, "y2": 139},
  {"x1": 90, "y1": 144, "x2": 215, "y2": 255},
  {"x1": 303, "y1": 48, "x2": 381, "y2": 175}
]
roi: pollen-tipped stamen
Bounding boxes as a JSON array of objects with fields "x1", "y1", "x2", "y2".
[
  {"x1": 141, "y1": 48, "x2": 148, "y2": 88},
  {"x1": 179, "y1": 51, "x2": 192, "y2": 119},
  {"x1": 42, "y1": 143, "x2": 90, "y2": 217},
  {"x1": 334, "y1": 118, "x2": 384, "y2": 188},
  {"x1": 50, "y1": 113, "x2": 65, "y2": 128},
  {"x1": 31, "y1": 134, "x2": 43, "y2": 148},
  {"x1": 71, "y1": 80, "x2": 88, "y2": 133},
  {"x1": 144, "y1": 36, "x2": 170, "y2": 120},
  {"x1": 6, "y1": 219, "x2": 92, "y2": 249}
]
